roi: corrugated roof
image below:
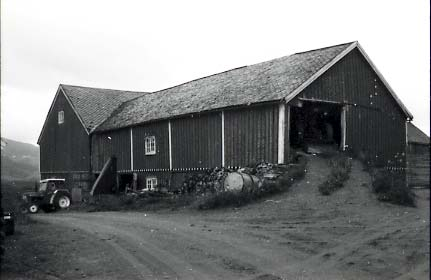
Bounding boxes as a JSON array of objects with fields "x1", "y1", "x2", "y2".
[
  {"x1": 407, "y1": 123, "x2": 430, "y2": 144},
  {"x1": 60, "y1": 84, "x2": 147, "y2": 132},
  {"x1": 96, "y1": 42, "x2": 355, "y2": 131}
]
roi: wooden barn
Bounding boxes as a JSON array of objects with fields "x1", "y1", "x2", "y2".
[
  {"x1": 37, "y1": 86, "x2": 145, "y2": 193},
  {"x1": 38, "y1": 41, "x2": 414, "y2": 195},
  {"x1": 406, "y1": 123, "x2": 430, "y2": 188}
]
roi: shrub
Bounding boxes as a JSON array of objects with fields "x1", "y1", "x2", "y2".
[
  {"x1": 197, "y1": 156, "x2": 307, "y2": 210},
  {"x1": 196, "y1": 191, "x2": 254, "y2": 210},
  {"x1": 318, "y1": 155, "x2": 352, "y2": 195},
  {"x1": 371, "y1": 170, "x2": 416, "y2": 207}
]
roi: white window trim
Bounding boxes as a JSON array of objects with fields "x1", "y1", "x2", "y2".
[
  {"x1": 58, "y1": 111, "x2": 64, "y2": 124},
  {"x1": 145, "y1": 177, "x2": 157, "y2": 191},
  {"x1": 145, "y1": 136, "x2": 156, "y2": 155}
]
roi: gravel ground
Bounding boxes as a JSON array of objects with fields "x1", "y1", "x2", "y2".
[{"x1": 1, "y1": 156, "x2": 429, "y2": 280}]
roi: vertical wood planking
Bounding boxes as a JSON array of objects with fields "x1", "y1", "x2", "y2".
[
  {"x1": 224, "y1": 104, "x2": 279, "y2": 167},
  {"x1": 39, "y1": 91, "x2": 90, "y2": 173},
  {"x1": 171, "y1": 113, "x2": 222, "y2": 169},
  {"x1": 133, "y1": 121, "x2": 170, "y2": 170},
  {"x1": 298, "y1": 48, "x2": 407, "y2": 167}
]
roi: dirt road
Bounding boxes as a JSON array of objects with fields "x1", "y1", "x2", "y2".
[{"x1": 2, "y1": 157, "x2": 429, "y2": 280}]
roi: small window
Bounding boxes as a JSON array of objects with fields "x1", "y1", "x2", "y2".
[
  {"x1": 58, "y1": 111, "x2": 64, "y2": 124},
  {"x1": 145, "y1": 177, "x2": 157, "y2": 190},
  {"x1": 145, "y1": 136, "x2": 156, "y2": 155}
]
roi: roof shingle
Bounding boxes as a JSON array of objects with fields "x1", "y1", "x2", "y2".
[
  {"x1": 407, "y1": 123, "x2": 430, "y2": 144},
  {"x1": 95, "y1": 42, "x2": 354, "y2": 131},
  {"x1": 61, "y1": 85, "x2": 147, "y2": 132}
]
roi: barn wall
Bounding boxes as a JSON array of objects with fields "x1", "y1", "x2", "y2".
[
  {"x1": 224, "y1": 104, "x2": 279, "y2": 167},
  {"x1": 91, "y1": 128, "x2": 131, "y2": 172},
  {"x1": 171, "y1": 113, "x2": 222, "y2": 169},
  {"x1": 299, "y1": 48, "x2": 407, "y2": 167},
  {"x1": 407, "y1": 143, "x2": 430, "y2": 188},
  {"x1": 39, "y1": 91, "x2": 90, "y2": 173},
  {"x1": 133, "y1": 122, "x2": 170, "y2": 170},
  {"x1": 135, "y1": 171, "x2": 171, "y2": 189}
]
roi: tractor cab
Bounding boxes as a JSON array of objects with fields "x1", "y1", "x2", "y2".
[
  {"x1": 38, "y1": 179, "x2": 65, "y2": 193},
  {"x1": 21, "y1": 178, "x2": 71, "y2": 213}
]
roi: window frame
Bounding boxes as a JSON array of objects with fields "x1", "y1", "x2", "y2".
[
  {"x1": 58, "y1": 110, "x2": 64, "y2": 124},
  {"x1": 145, "y1": 136, "x2": 156, "y2": 155},
  {"x1": 145, "y1": 177, "x2": 157, "y2": 191}
]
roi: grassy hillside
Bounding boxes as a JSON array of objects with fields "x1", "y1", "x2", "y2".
[{"x1": 1, "y1": 137, "x2": 39, "y2": 182}]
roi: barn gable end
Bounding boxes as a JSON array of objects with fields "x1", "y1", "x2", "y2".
[
  {"x1": 294, "y1": 47, "x2": 408, "y2": 167},
  {"x1": 38, "y1": 86, "x2": 92, "y2": 191}
]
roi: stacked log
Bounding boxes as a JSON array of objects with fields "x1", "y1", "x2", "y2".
[
  {"x1": 180, "y1": 161, "x2": 292, "y2": 195},
  {"x1": 179, "y1": 167, "x2": 230, "y2": 195}
]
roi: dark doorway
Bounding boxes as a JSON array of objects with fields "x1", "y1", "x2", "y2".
[
  {"x1": 290, "y1": 101, "x2": 342, "y2": 150},
  {"x1": 119, "y1": 173, "x2": 133, "y2": 193}
]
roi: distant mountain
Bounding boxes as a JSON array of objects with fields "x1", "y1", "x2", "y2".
[{"x1": 1, "y1": 137, "x2": 40, "y2": 182}]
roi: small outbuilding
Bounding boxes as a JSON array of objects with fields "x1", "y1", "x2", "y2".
[{"x1": 406, "y1": 123, "x2": 430, "y2": 188}]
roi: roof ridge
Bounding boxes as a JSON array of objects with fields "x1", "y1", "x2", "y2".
[
  {"x1": 60, "y1": 83, "x2": 148, "y2": 94},
  {"x1": 96, "y1": 42, "x2": 362, "y2": 131},
  {"x1": 89, "y1": 91, "x2": 151, "y2": 133},
  {"x1": 293, "y1": 41, "x2": 357, "y2": 55},
  {"x1": 151, "y1": 66, "x2": 247, "y2": 94},
  {"x1": 144, "y1": 42, "x2": 356, "y2": 95},
  {"x1": 90, "y1": 97, "x2": 133, "y2": 133}
]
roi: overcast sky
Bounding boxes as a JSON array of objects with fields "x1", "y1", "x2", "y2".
[{"x1": 1, "y1": 0, "x2": 429, "y2": 145}]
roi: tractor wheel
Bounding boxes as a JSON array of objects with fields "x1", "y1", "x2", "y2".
[
  {"x1": 28, "y1": 204, "x2": 39, "y2": 214},
  {"x1": 20, "y1": 204, "x2": 29, "y2": 214},
  {"x1": 55, "y1": 195, "x2": 71, "y2": 210}
]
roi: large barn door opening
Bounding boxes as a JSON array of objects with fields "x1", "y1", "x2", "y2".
[{"x1": 289, "y1": 100, "x2": 343, "y2": 153}]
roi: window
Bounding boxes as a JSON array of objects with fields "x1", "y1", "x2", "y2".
[
  {"x1": 145, "y1": 177, "x2": 157, "y2": 190},
  {"x1": 145, "y1": 136, "x2": 156, "y2": 155},
  {"x1": 58, "y1": 111, "x2": 64, "y2": 124}
]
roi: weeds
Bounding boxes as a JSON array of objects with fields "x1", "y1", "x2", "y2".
[
  {"x1": 318, "y1": 154, "x2": 352, "y2": 195},
  {"x1": 81, "y1": 192, "x2": 197, "y2": 212},
  {"x1": 371, "y1": 170, "x2": 416, "y2": 207}
]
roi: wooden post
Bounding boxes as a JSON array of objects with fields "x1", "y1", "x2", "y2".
[
  {"x1": 278, "y1": 103, "x2": 286, "y2": 164},
  {"x1": 168, "y1": 120, "x2": 172, "y2": 170},
  {"x1": 221, "y1": 111, "x2": 225, "y2": 167},
  {"x1": 285, "y1": 105, "x2": 290, "y2": 162},
  {"x1": 130, "y1": 127, "x2": 133, "y2": 171},
  {"x1": 341, "y1": 106, "x2": 347, "y2": 151}
]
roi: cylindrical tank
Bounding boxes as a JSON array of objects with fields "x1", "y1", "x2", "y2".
[{"x1": 224, "y1": 172, "x2": 259, "y2": 192}]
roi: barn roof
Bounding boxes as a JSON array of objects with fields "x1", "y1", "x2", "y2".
[
  {"x1": 96, "y1": 42, "x2": 353, "y2": 131},
  {"x1": 37, "y1": 85, "x2": 147, "y2": 143},
  {"x1": 95, "y1": 41, "x2": 412, "y2": 132},
  {"x1": 60, "y1": 84, "x2": 147, "y2": 132},
  {"x1": 407, "y1": 123, "x2": 430, "y2": 145}
]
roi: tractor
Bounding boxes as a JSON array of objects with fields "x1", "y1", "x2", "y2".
[{"x1": 20, "y1": 179, "x2": 71, "y2": 213}]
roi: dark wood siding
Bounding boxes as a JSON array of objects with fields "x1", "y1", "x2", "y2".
[
  {"x1": 136, "y1": 172, "x2": 171, "y2": 189},
  {"x1": 407, "y1": 144, "x2": 430, "y2": 188},
  {"x1": 39, "y1": 92, "x2": 90, "y2": 173},
  {"x1": 171, "y1": 113, "x2": 222, "y2": 169},
  {"x1": 299, "y1": 48, "x2": 407, "y2": 167},
  {"x1": 225, "y1": 104, "x2": 279, "y2": 167},
  {"x1": 91, "y1": 128, "x2": 131, "y2": 172},
  {"x1": 133, "y1": 122, "x2": 170, "y2": 170}
]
